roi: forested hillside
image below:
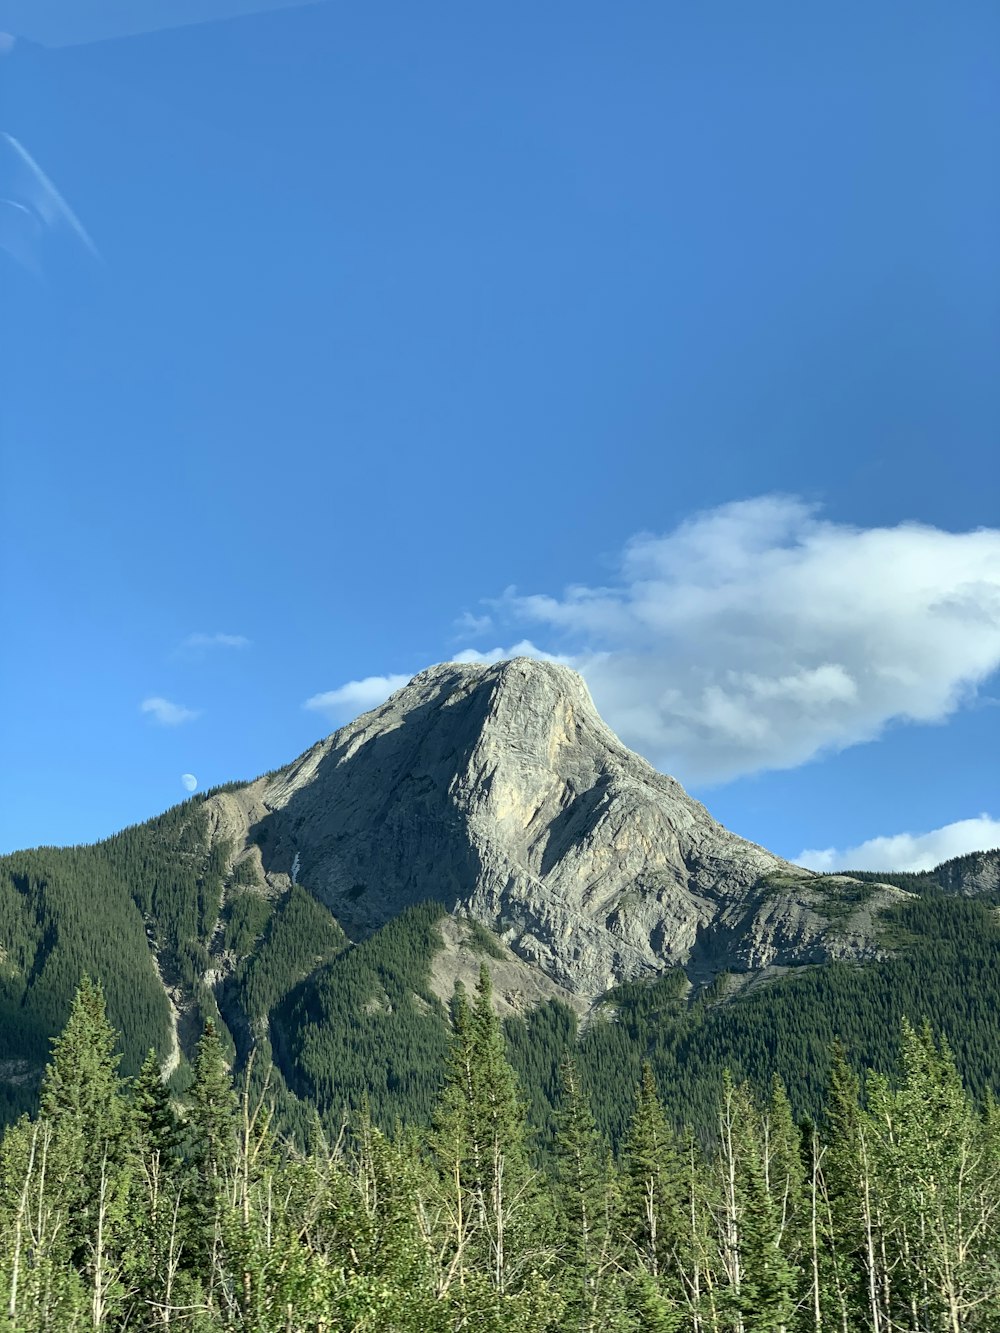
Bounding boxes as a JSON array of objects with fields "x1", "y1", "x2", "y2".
[
  {"x1": 2, "y1": 972, "x2": 999, "y2": 1331},
  {"x1": 0, "y1": 798, "x2": 230, "y2": 1122},
  {"x1": 2, "y1": 794, "x2": 1000, "y2": 1148}
]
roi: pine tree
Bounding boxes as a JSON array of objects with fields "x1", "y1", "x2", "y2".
[
  {"x1": 186, "y1": 1021, "x2": 238, "y2": 1186},
  {"x1": 761, "y1": 1076, "x2": 806, "y2": 1305},
  {"x1": 712, "y1": 1073, "x2": 797, "y2": 1333},
  {"x1": 38, "y1": 976, "x2": 132, "y2": 1326},
  {"x1": 622, "y1": 1062, "x2": 684, "y2": 1282},
  {"x1": 124, "y1": 1050, "x2": 187, "y2": 1328},
  {"x1": 184, "y1": 1019, "x2": 238, "y2": 1304},
  {"x1": 431, "y1": 966, "x2": 553, "y2": 1327},
  {"x1": 39, "y1": 975, "x2": 128, "y2": 1168},
  {"x1": 865, "y1": 1019, "x2": 1000, "y2": 1332},
  {"x1": 816, "y1": 1038, "x2": 869, "y2": 1331},
  {"x1": 555, "y1": 1058, "x2": 620, "y2": 1333}
]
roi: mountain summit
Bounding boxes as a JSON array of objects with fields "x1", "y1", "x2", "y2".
[{"x1": 202, "y1": 658, "x2": 892, "y2": 998}]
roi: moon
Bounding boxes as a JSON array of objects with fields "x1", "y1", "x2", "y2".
[{"x1": 181, "y1": 773, "x2": 198, "y2": 793}]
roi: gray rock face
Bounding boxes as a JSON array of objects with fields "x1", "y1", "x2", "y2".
[
  {"x1": 936, "y1": 850, "x2": 1000, "y2": 897},
  {"x1": 205, "y1": 659, "x2": 901, "y2": 1000}
]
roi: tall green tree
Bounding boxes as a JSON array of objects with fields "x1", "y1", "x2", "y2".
[
  {"x1": 864, "y1": 1020, "x2": 1000, "y2": 1333},
  {"x1": 431, "y1": 967, "x2": 555, "y2": 1330},
  {"x1": 123, "y1": 1050, "x2": 188, "y2": 1329},
  {"x1": 555, "y1": 1058, "x2": 626, "y2": 1333},
  {"x1": 712, "y1": 1073, "x2": 797, "y2": 1333},
  {"x1": 184, "y1": 1019, "x2": 238, "y2": 1307},
  {"x1": 621, "y1": 1062, "x2": 684, "y2": 1282},
  {"x1": 38, "y1": 976, "x2": 133, "y2": 1327}
]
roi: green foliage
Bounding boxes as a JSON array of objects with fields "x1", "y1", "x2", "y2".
[
  {"x1": 463, "y1": 915, "x2": 507, "y2": 959},
  {"x1": 430, "y1": 966, "x2": 549, "y2": 1305},
  {"x1": 221, "y1": 890, "x2": 272, "y2": 957},
  {"x1": 621, "y1": 1063, "x2": 684, "y2": 1281},
  {"x1": 553, "y1": 1058, "x2": 619, "y2": 1329},
  {"x1": 0, "y1": 845, "x2": 170, "y2": 1107},
  {"x1": 237, "y1": 882, "x2": 346, "y2": 1022},
  {"x1": 0, "y1": 797, "x2": 236, "y2": 1125},
  {"x1": 524, "y1": 892, "x2": 1000, "y2": 1144},
  {"x1": 285, "y1": 902, "x2": 450, "y2": 1131},
  {"x1": 3, "y1": 797, "x2": 1000, "y2": 1240},
  {"x1": 4, "y1": 978, "x2": 1000, "y2": 1331}
]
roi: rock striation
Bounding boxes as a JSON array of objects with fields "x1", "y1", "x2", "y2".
[{"x1": 204, "y1": 659, "x2": 902, "y2": 1000}]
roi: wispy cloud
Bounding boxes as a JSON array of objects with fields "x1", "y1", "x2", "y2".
[
  {"x1": 454, "y1": 611, "x2": 494, "y2": 637},
  {"x1": 452, "y1": 640, "x2": 576, "y2": 668},
  {"x1": 304, "y1": 674, "x2": 412, "y2": 724},
  {"x1": 141, "y1": 696, "x2": 200, "y2": 726},
  {"x1": 798, "y1": 815, "x2": 1000, "y2": 873},
  {"x1": 180, "y1": 632, "x2": 251, "y2": 652},
  {"x1": 450, "y1": 496, "x2": 1000, "y2": 784}
]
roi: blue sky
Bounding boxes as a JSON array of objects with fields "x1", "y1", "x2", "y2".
[{"x1": 1, "y1": 1, "x2": 998, "y2": 870}]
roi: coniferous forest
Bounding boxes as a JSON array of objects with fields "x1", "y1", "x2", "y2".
[
  {"x1": 4, "y1": 804, "x2": 1000, "y2": 1328},
  {"x1": 3, "y1": 969, "x2": 1000, "y2": 1331}
]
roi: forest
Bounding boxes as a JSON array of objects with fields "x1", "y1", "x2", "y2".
[
  {"x1": 1, "y1": 969, "x2": 999, "y2": 1331},
  {"x1": 4, "y1": 795, "x2": 1000, "y2": 1156}
]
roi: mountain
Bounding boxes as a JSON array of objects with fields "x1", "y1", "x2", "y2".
[
  {"x1": 200, "y1": 659, "x2": 901, "y2": 998},
  {"x1": 2, "y1": 657, "x2": 999, "y2": 1137}
]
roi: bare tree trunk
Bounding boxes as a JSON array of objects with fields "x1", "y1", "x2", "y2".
[
  {"x1": 8, "y1": 1121, "x2": 39, "y2": 1323},
  {"x1": 718, "y1": 1087, "x2": 745, "y2": 1333},
  {"x1": 91, "y1": 1148, "x2": 109, "y2": 1329},
  {"x1": 858, "y1": 1131, "x2": 883, "y2": 1333},
  {"x1": 160, "y1": 1188, "x2": 184, "y2": 1328},
  {"x1": 809, "y1": 1131, "x2": 823, "y2": 1332}
]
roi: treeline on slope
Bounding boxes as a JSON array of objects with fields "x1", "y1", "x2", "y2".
[
  {"x1": 3, "y1": 971, "x2": 1000, "y2": 1331},
  {"x1": 283, "y1": 901, "x2": 452, "y2": 1123},
  {"x1": 256, "y1": 893, "x2": 1000, "y2": 1148},
  {"x1": 842, "y1": 847, "x2": 1000, "y2": 897},
  {"x1": 0, "y1": 797, "x2": 238, "y2": 1123},
  {"x1": 564, "y1": 892, "x2": 1000, "y2": 1144}
]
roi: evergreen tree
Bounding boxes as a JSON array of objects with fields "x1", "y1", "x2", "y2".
[
  {"x1": 39, "y1": 975, "x2": 128, "y2": 1166},
  {"x1": 760, "y1": 1075, "x2": 806, "y2": 1308},
  {"x1": 7, "y1": 965, "x2": 1000, "y2": 1331},
  {"x1": 555, "y1": 1058, "x2": 623, "y2": 1333},
  {"x1": 186, "y1": 1021, "x2": 238, "y2": 1186},
  {"x1": 712, "y1": 1073, "x2": 797, "y2": 1333},
  {"x1": 621, "y1": 1062, "x2": 684, "y2": 1282},
  {"x1": 132, "y1": 1048, "x2": 184, "y2": 1165},
  {"x1": 817, "y1": 1038, "x2": 866, "y2": 1330},
  {"x1": 123, "y1": 1050, "x2": 188, "y2": 1328},
  {"x1": 184, "y1": 1019, "x2": 238, "y2": 1306},
  {"x1": 865, "y1": 1019, "x2": 1000, "y2": 1332},
  {"x1": 431, "y1": 966, "x2": 554, "y2": 1328},
  {"x1": 38, "y1": 975, "x2": 133, "y2": 1327}
]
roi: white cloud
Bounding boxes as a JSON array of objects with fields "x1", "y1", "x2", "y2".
[
  {"x1": 181, "y1": 632, "x2": 250, "y2": 651},
  {"x1": 452, "y1": 639, "x2": 576, "y2": 667},
  {"x1": 304, "y1": 674, "x2": 412, "y2": 722},
  {"x1": 469, "y1": 496, "x2": 1000, "y2": 784},
  {"x1": 181, "y1": 773, "x2": 198, "y2": 793},
  {"x1": 454, "y1": 611, "x2": 494, "y2": 637},
  {"x1": 141, "y1": 696, "x2": 200, "y2": 726},
  {"x1": 798, "y1": 815, "x2": 1000, "y2": 873}
]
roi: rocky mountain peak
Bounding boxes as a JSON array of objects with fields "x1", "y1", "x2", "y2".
[{"x1": 204, "y1": 657, "x2": 902, "y2": 1000}]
